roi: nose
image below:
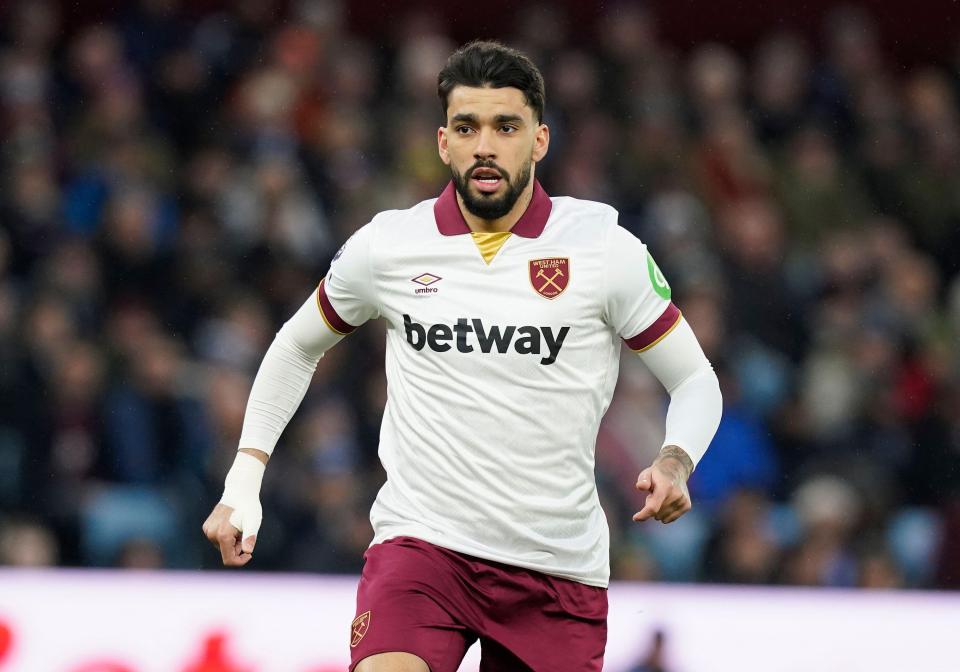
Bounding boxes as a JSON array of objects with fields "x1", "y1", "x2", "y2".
[{"x1": 473, "y1": 127, "x2": 496, "y2": 160}]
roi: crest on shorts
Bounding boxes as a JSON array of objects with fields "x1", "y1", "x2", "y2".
[
  {"x1": 529, "y1": 258, "x2": 570, "y2": 299},
  {"x1": 350, "y1": 611, "x2": 371, "y2": 648}
]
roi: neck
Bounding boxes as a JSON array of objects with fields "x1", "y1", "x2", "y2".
[{"x1": 456, "y1": 178, "x2": 535, "y2": 234}]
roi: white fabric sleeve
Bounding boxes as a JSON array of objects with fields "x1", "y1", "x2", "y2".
[
  {"x1": 637, "y1": 317, "x2": 723, "y2": 468},
  {"x1": 235, "y1": 222, "x2": 379, "y2": 455},
  {"x1": 235, "y1": 293, "x2": 345, "y2": 455}
]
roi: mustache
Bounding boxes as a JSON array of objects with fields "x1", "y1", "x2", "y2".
[{"x1": 468, "y1": 161, "x2": 510, "y2": 181}]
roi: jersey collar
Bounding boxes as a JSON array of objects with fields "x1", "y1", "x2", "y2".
[{"x1": 434, "y1": 179, "x2": 553, "y2": 238}]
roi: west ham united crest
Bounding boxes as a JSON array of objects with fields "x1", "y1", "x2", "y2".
[
  {"x1": 529, "y1": 258, "x2": 569, "y2": 299},
  {"x1": 350, "y1": 611, "x2": 371, "y2": 647}
]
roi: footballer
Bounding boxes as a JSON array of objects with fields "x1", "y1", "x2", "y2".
[{"x1": 203, "y1": 41, "x2": 722, "y2": 672}]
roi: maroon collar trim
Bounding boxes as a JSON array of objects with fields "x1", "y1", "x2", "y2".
[{"x1": 433, "y1": 180, "x2": 553, "y2": 238}]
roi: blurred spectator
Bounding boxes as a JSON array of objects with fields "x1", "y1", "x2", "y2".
[
  {"x1": 116, "y1": 537, "x2": 165, "y2": 570},
  {"x1": 936, "y1": 500, "x2": 960, "y2": 588},
  {"x1": 858, "y1": 546, "x2": 904, "y2": 589},
  {"x1": 716, "y1": 197, "x2": 805, "y2": 360},
  {"x1": 687, "y1": 369, "x2": 778, "y2": 510},
  {"x1": 776, "y1": 125, "x2": 871, "y2": 246},
  {"x1": 102, "y1": 333, "x2": 213, "y2": 485},
  {"x1": 749, "y1": 33, "x2": 812, "y2": 147},
  {"x1": 779, "y1": 475, "x2": 862, "y2": 586},
  {"x1": 0, "y1": 518, "x2": 58, "y2": 567},
  {"x1": 701, "y1": 490, "x2": 782, "y2": 584},
  {"x1": 627, "y1": 629, "x2": 671, "y2": 672}
]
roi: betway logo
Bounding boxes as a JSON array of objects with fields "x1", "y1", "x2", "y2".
[{"x1": 403, "y1": 314, "x2": 569, "y2": 365}]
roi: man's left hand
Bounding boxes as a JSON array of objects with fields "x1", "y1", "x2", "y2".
[{"x1": 634, "y1": 446, "x2": 693, "y2": 524}]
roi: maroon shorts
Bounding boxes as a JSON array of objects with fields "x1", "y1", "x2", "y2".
[{"x1": 348, "y1": 536, "x2": 607, "y2": 672}]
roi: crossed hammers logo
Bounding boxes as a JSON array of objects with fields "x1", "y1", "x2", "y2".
[
  {"x1": 351, "y1": 611, "x2": 371, "y2": 647},
  {"x1": 536, "y1": 267, "x2": 565, "y2": 294}
]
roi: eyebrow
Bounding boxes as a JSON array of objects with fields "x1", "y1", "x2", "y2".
[{"x1": 451, "y1": 113, "x2": 525, "y2": 125}]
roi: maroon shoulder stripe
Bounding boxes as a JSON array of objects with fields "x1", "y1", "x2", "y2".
[
  {"x1": 316, "y1": 278, "x2": 357, "y2": 336},
  {"x1": 624, "y1": 303, "x2": 682, "y2": 352}
]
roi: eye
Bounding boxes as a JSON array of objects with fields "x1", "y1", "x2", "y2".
[
  {"x1": 455, "y1": 125, "x2": 475, "y2": 135},
  {"x1": 500, "y1": 125, "x2": 518, "y2": 134}
]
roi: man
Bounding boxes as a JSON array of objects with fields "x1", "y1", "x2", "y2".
[{"x1": 203, "y1": 41, "x2": 722, "y2": 671}]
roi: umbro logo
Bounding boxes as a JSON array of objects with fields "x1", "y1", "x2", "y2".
[{"x1": 411, "y1": 273, "x2": 442, "y2": 295}]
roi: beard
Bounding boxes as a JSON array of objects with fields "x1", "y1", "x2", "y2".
[{"x1": 451, "y1": 158, "x2": 533, "y2": 221}]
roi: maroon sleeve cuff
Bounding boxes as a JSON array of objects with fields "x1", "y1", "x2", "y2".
[
  {"x1": 623, "y1": 303, "x2": 682, "y2": 352},
  {"x1": 316, "y1": 278, "x2": 357, "y2": 336}
]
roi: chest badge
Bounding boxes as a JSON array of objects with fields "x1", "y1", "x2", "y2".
[{"x1": 529, "y1": 258, "x2": 570, "y2": 299}]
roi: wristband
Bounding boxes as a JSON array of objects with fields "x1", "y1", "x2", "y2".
[
  {"x1": 220, "y1": 452, "x2": 265, "y2": 540},
  {"x1": 220, "y1": 452, "x2": 265, "y2": 506}
]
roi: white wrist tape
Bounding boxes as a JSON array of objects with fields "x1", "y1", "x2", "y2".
[{"x1": 219, "y1": 452, "x2": 265, "y2": 540}]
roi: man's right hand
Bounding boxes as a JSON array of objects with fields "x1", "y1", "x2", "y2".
[
  {"x1": 203, "y1": 450, "x2": 267, "y2": 567},
  {"x1": 202, "y1": 502, "x2": 258, "y2": 567}
]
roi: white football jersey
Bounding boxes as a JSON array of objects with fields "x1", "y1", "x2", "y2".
[{"x1": 315, "y1": 181, "x2": 682, "y2": 587}]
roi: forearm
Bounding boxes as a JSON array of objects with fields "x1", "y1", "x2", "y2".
[
  {"x1": 660, "y1": 366, "x2": 722, "y2": 468},
  {"x1": 219, "y1": 294, "x2": 343, "y2": 519},
  {"x1": 236, "y1": 291, "x2": 345, "y2": 456},
  {"x1": 638, "y1": 318, "x2": 723, "y2": 469},
  {"x1": 236, "y1": 335, "x2": 323, "y2": 455}
]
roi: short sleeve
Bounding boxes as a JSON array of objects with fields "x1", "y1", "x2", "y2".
[
  {"x1": 603, "y1": 222, "x2": 681, "y2": 352},
  {"x1": 316, "y1": 221, "x2": 380, "y2": 335}
]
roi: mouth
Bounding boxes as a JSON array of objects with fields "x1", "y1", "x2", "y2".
[{"x1": 471, "y1": 168, "x2": 503, "y2": 194}]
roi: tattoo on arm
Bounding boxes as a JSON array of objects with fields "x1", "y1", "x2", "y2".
[{"x1": 655, "y1": 445, "x2": 693, "y2": 480}]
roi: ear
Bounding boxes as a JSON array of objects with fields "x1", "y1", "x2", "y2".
[
  {"x1": 532, "y1": 123, "x2": 550, "y2": 163},
  {"x1": 438, "y1": 126, "x2": 451, "y2": 165}
]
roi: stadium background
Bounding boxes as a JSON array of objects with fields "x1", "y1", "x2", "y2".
[{"x1": 0, "y1": 0, "x2": 959, "y2": 666}]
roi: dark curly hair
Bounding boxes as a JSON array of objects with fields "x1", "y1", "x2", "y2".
[{"x1": 437, "y1": 40, "x2": 546, "y2": 123}]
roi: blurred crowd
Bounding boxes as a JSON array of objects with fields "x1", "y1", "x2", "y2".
[{"x1": 0, "y1": 0, "x2": 958, "y2": 590}]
